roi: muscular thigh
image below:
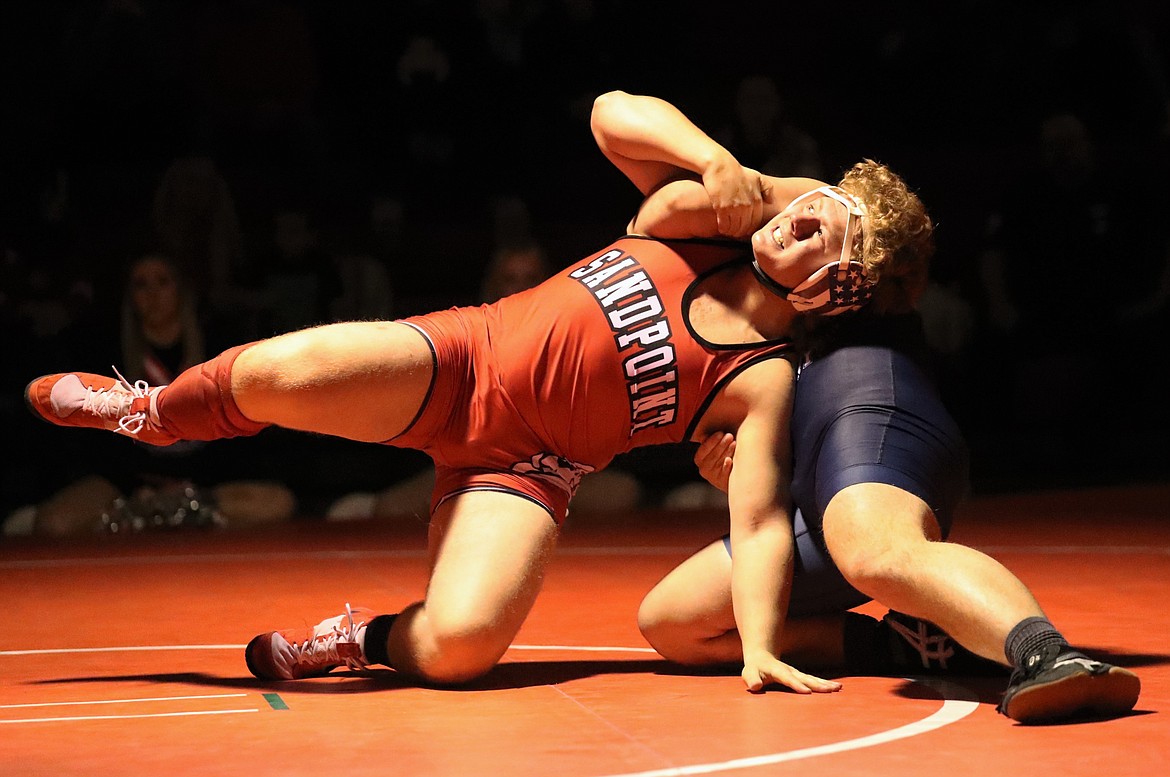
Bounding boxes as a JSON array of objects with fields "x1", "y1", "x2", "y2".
[
  {"x1": 232, "y1": 321, "x2": 434, "y2": 441},
  {"x1": 424, "y1": 490, "x2": 559, "y2": 639},
  {"x1": 785, "y1": 345, "x2": 968, "y2": 611},
  {"x1": 791, "y1": 346, "x2": 968, "y2": 545},
  {"x1": 822, "y1": 482, "x2": 941, "y2": 559}
]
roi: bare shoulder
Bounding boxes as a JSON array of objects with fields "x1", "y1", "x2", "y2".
[
  {"x1": 693, "y1": 356, "x2": 797, "y2": 440},
  {"x1": 727, "y1": 356, "x2": 797, "y2": 411}
]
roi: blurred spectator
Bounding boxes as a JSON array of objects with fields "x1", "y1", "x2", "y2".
[
  {"x1": 4, "y1": 252, "x2": 296, "y2": 538},
  {"x1": 714, "y1": 74, "x2": 824, "y2": 180},
  {"x1": 56, "y1": 0, "x2": 186, "y2": 166},
  {"x1": 184, "y1": 0, "x2": 323, "y2": 164},
  {"x1": 393, "y1": 33, "x2": 461, "y2": 203},
  {"x1": 978, "y1": 113, "x2": 1130, "y2": 348},
  {"x1": 1, "y1": 248, "x2": 79, "y2": 523},
  {"x1": 519, "y1": 1, "x2": 629, "y2": 221},
  {"x1": 151, "y1": 154, "x2": 254, "y2": 329},
  {"x1": 254, "y1": 205, "x2": 340, "y2": 335},
  {"x1": 479, "y1": 242, "x2": 551, "y2": 303},
  {"x1": 463, "y1": 0, "x2": 544, "y2": 171},
  {"x1": 525, "y1": 0, "x2": 620, "y2": 125},
  {"x1": 915, "y1": 273, "x2": 977, "y2": 427},
  {"x1": 490, "y1": 192, "x2": 535, "y2": 247},
  {"x1": 1021, "y1": 2, "x2": 1168, "y2": 154},
  {"x1": 973, "y1": 111, "x2": 1153, "y2": 477},
  {"x1": 470, "y1": 0, "x2": 542, "y2": 71},
  {"x1": 368, "y1": 194, "x2": 407, "y2": 267},
  {"x1": 324, "y1": 196, "x2": 399, "y2": 322},
  {"x1": 8, "y1": 263, "x2": 74, "y2": 342}
]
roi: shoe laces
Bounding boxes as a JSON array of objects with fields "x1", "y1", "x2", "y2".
[
  {"x1": 888, "y1": 614, "x2": 955, "y2": 669},
  {"x1": 1009, "y1": 642, "x2": 1064, "y2": 684},
  {"x1": 291, "y1": 603, "x2": 369, "y2": 672},
  {"x1": 80, "y1": 367, "x2": 152, "y2": 435}
]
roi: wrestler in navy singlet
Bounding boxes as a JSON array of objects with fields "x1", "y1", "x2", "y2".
[{"x1": 725, "y1": 313, "x2": 970, "y2": 617}]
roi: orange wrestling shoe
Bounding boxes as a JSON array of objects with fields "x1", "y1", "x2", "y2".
[
  {"x1": 245, "y1": 604, "x2": 375, "y2": 680},
  {"x1": 25, "y1": 371, "x2": 176, "y2": 446}
]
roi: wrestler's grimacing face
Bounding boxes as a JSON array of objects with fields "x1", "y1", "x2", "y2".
[{"x1": 751, "y1": 191, "x2": 852, "y2": 288}]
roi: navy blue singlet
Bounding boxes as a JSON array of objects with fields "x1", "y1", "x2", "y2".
[{"x1": 724, "y1": 323, "x2": 969, "y2": 617}]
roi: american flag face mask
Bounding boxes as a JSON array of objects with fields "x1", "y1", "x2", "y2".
[{"x1": 751, "y1": 185, "x2": 873, "y2": 316}]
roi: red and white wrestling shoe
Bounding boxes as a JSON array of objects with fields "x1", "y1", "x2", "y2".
[
  {"x1": 245, "y1": 604, "x2": 375, "y2": 680},
  {"x1": 24, "y1": 371, "x2": 176, "y2": 446}
]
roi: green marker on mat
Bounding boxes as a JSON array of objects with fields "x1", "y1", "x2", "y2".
[{"x1": 262, "y1": 693, "x2": 288, "y2": 710}]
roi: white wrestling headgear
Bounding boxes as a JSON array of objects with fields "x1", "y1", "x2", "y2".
[{"x1": 750, "y1": 185, "x2": 873, "y2": 316}]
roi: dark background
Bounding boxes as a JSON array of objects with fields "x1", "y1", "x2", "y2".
[{"x1": 3, "y1": 0, "x2": 1168, "y2": 517}]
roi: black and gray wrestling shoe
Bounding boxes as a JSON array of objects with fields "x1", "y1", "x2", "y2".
[
  {"x1": 997, "y1": 643, "x2": 1140, "y2": 724},
  {"x1": 882, "y1": 610, "x2": 1007, "y2": 676}
]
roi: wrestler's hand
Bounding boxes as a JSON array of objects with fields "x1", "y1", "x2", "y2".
[
  {"x1": 701, "y1": 153, "x2": 767, "y2": 238},
  {"x1": 742, "y1": 650, "x2": 844, "y2": 695},
  {"x1": 695, "y1": 432, "x2": 736, "y2": 493}
]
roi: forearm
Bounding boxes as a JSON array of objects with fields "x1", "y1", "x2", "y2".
[
  {"x1": 591, "y1": 90, "x2": 735, "y2": 194},
  {"x1": 730, "y1": 513, "x2": 794, "y2": 662}
]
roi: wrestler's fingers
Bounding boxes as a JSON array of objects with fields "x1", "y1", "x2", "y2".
[
  {"x1": 695, "y1": 434, "x2": 735, "y2": 491},
  {"x1": 731, "y1": 202, "x2": 759, "y2": 238},
  {"x1": 694, "y1": 432, "x2": 733, "y2": 466},
  {"x1": 717, "y1": 455, "x2": 734, "y2": 487},
  {"x1": 746, "y1": 196, "x2": 764, "y2": 237},
  {"x1": 743, "y1": 665, "x2": 811, "y2": 695},
  {"x1": 715, "y1": 207, "x2": 746, "y2": 238},
  {"x1": 743, "y1": 662, "x2": 843, "y2": 695},
  {"x1": 796, "y1": 672, "x2": 844, "y2": 693},
  {"x1": 741, "y1": 665, "x2": 772, "y2": 694}
]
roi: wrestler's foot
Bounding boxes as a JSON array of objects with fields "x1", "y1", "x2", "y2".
[
  {"x1": 997, "y1": 645, "x2": 1140, "y2": 724},
  {"x1": 245, "y1": 603, "x2": 374, "y2": 680},
  {"x1": 24, "y1": 372, "x2": 176, "y2": 446},
  {"x1": 883, "y1": 610, "x2": 1007, "y2": 676}
]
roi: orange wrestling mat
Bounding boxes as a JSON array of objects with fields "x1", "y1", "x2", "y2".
[{"x1": 2, "y1": 483, "x2": 1167, "y2": 776}]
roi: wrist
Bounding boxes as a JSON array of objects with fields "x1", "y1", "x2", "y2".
[
  {"x1": 742, "y1": 645, "x2": 778, "y2": 665},
  {"x1": 700, "y1": 145, "x2": 735, "y2": 177}
]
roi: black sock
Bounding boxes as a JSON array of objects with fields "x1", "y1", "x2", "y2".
[
  {"x1": 363, "y1": 614, "x2": 398, "y2": 667},
  {"x1": 1004, "y1": 616, "x2": 1068, "y2": 669}
]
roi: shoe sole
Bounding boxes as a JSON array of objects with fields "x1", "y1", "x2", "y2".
[
  {"x1": 1002, "y1": 666, "x2": 1141, "y2": 723},
  {"x1": 244, "y1": 633, "x2": 282, "y2": 680}
]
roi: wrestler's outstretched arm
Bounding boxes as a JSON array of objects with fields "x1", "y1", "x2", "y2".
[
  {"x1": 589, "y1": 89, "x2": 824, "y2": 238},
  {"x1": 718, "y1": 359, "x2": 840, "y2": 695},
  {"x1": 591, "y1": 89, "x2": 839, "y2": 695}
]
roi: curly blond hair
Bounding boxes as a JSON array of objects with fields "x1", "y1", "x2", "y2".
[{"x1": 838, "y1": 159, "x2": 934, "y2": 314}]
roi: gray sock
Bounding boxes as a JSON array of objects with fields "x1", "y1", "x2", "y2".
[{"x1": 1004, "y1": 616, "x2": 1068, "y2": 669}]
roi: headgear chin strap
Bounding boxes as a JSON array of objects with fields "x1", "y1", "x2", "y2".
[{"x1": 753, "y1": 185, "x2": 873, "y2": 316}]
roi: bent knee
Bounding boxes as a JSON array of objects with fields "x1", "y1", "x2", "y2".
[
  {"x1": 636, "y1": 596, "x2": 679, "y2": 657},
  {"x1": 636, "y1": 602, "x2": 668, "y2": 654},
  {"x1": 639, "y1": 627, "x2": 708, "y2": 666},
  {"x1": 822, "y1": 484, "x2": 940, "y2": 593},
  {"x1": 637, "y1": 603, "x2": 712, "y2": 666},
  {"x1": 827, "y1": 541, "x2": 923, "y2": 596},
  {"x1": 415, "y1": 652, "x2": 499, "y2": 686},
  {"x1": 413, "y1": 613, "x2": 515, "y2": 685}
]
